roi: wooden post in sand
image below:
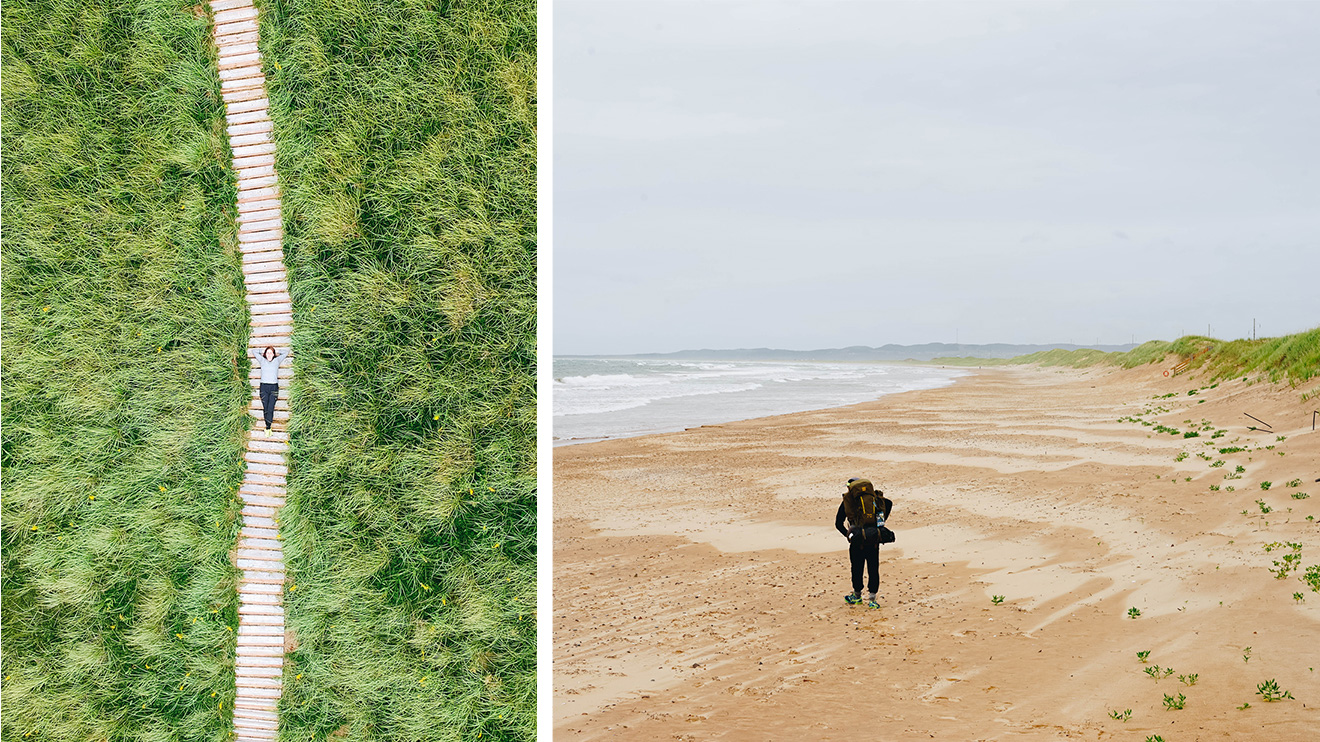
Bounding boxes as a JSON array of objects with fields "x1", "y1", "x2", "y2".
[{"x1": 207, "y1": 1, "x2": 291, "y2": 737}]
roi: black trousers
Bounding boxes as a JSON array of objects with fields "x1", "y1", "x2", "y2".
[
  {"x1": 849, "y1": 529, "x2": 881, "y2": 595},
  {"x1": 259, "y1": 382, "x2": 278, "y2": 429}
]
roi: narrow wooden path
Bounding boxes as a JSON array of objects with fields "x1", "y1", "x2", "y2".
[{"x1": 207, "y1": 1, "x2": 290, "y2": 738}]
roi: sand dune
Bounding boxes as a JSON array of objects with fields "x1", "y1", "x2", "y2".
[{"x1": 555, "y1": 365, "x2": 1319, "y2": 740}]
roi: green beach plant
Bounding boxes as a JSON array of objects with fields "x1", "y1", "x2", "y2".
[
  {"x1": 1108, "y1": 709, "x2": 1132, "y2": 721},
  {"x1": 1128, "y1": 606, "x2": 1142, "y2": 619},
  {"x1": 1162, "y1": 692, "x2": 1186, "y2": 710},
  {"x1": 1256, "y1": 679, "x2": 1293, "y2": 702}
]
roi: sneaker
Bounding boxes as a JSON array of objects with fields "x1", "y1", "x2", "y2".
[
  {"x1": 265, "y1": 428, "x2": 273, "y2": 439},
  {"x1": 844, "y1": 593, "x2": 862, "y2": 605},
  {"x1": 867, "y1": 599, "x2": 881, "y2": 610}
]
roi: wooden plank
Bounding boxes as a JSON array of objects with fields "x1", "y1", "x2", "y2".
[
  {"x1": 244, "y1": 451, "x2": 285, "y2": 465},
  {"x1": 230, "y1": 129, "x2": 273, "y2": 147},
  {"x1": 237, "y1": 184, "x2": 279, "y2": 201},
  {"x1": 244, "y1": 275, "x2": 287, "y2": 289},
  {"x1": 225, "y1": 94, "x2": 269, "y2": 113},
  {"x1": 239, "y1": 583, "x2": 281, "y2": 598},
  {"x1": 239, "y1": 491, "x2": 285, "y2": 507},
  {"x1": 238, "y1": 218, "x2": 282, "y2": 236},
  {"x1": 240, "y1": 613, "x2": 285, "y2": 627},
  {"x1": 228, "y1": 120, "x2": 273, "y2": 136},
  {"x1": 218, "y1": 53, "x2": 263, "y2": 72},
  {"x1": 237, "y1": 583, "x2": 283, "y2": 598},
  {"x1": 238, "y1": 624, "x2": 285, "y2": 636},
  {"x1": 240, "y1": 478, "x2": 287, "y2": 491},
  {"x1": 241, "y1": 504, "x2": 279, "y2": 518},
  {"x1": 232, "y1": 156, "x2": 275, "y2": 173},
  {"x1": 218, "y1": 64, "x2": 264, "y2": 82},
  {"x1": 209, "y1": 0, "x2": 254, "y2": 13},
  {"x1": 248, "y1": 302, "x2": 292, "y2": 316},
  {"x1": 238, "y1": 174, "x2": 280, "y2": 191},
  {"x1": 239, "y1": 218, "x2": 283, "y2": 234},
  {"x1": 238, "y1": 535, "x2": 283, "y2": 550},
  {"x1": 234, "y1": 716, "x2": 279, "y2": 728},
  {"x1": 240, "y1": 571, "x2": 285, "y2": 584},
  {"x1": 215, "y1": 19, "x2": 258, "y2": 37},
  {"x1": 237, "y1": 164, "x2": 278, "y2": 181},
  {"x1": 222, "y1": 84, "x2": 266, "y2": 103},
  {"x1": 232, "y1": 707, "x2": 279, "y2": 723},
  {"x1": 248, "y1": 323, "x2": 292, "y2": 337},
  {"x1": 216, "y1": 29, "x2": 260, "y2": 46},
  {"x1": 235, "y1": 633, "x2": 283, "y2": 646},
  {"x1": 237, "y1": 196, "x2": 280, "y2": 212},
  {"x1": 244, "y1": 462, "x2": 288, "y2": 477},
  {"x1": 243, "y1": 269, "x2": 286, "y2": 285},
  {"x1": 214, "y1": 7, "x2": 258, "y2": 24},
  {"x1": 245, "y1": 437, "x2": 289, "y2": 451},
  {"x1": 232, "y1": 143, "x2": 276, "y2": 160},
  {"x1": 238, "y1": 241, "x2": 282, "y2": 255},
  {"x1": 238, "y1": 228, "x2": 283, "y2": 245},
  {"x1": 221, "y1": 75, "x2": 265, "y2": 93},
  {"x1": 215, "y1": 39, "x2": 259, "y2": 56}
]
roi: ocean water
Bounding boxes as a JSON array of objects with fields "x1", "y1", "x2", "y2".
[{"x1": 554, "y1": 358, "x2": 969, "y2": 445}]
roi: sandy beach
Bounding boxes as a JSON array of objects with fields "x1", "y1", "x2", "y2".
[{"x1": 554, "y1": 365, "x2": 1319, "y2": 740}]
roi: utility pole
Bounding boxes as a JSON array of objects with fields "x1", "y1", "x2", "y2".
[{"x1": 1253, "y1": 318, "x2": 1257, "y2": 341}]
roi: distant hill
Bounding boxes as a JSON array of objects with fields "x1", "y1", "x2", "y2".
[{"x1": 568, "y1": 342, "x2": 1141, "y2": 362}]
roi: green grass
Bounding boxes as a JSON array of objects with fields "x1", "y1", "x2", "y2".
[
  {"x1": 933, "y1": 328, "x2": 1320, "y2": 388},
  {"x1": 255, "y1": 0, "x2": 537, "y2": 739},
  {"x1": 1, "y1": 0, "x2": 248, "y2": 739}
]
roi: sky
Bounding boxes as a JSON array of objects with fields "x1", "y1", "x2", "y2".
[{"x1": 553, "y1": 0, "x2": 1320, "y2": 355}]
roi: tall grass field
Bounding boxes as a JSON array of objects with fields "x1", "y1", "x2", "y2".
[
  {"x1": 256, "y1": 0, "x2": 536, "y2": 739},
  {"x1": 2, "y1": 0, "x2": 248, "y2": 739}
]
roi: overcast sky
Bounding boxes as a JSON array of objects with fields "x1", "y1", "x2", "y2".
[{"x1": 554, "y1": 0, "x2": 1319, "y2": 355}]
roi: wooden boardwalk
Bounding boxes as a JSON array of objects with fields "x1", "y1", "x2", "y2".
[{"x1": 208, "y1": 1, "x2": 290, "y2": 738}]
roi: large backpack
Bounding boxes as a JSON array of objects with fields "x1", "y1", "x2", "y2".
[
  {"x1": 842, "y1": 478, "x2": 879, "y2": 530},
  {"x1": 842, "y1": 478, "x2": 896, "y2": 543}
]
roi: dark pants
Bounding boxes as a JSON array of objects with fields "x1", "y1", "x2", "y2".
[
  {"x1": 849, "y1": 529, "x2": 881, "y2": 595},
  {"x1": 259, "y1": 382, "x2": 278, "y2": 430}
]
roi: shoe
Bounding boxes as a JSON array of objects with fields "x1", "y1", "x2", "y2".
[
  {"x1": 265, "y1": 428, "x2": 273, "y2": 438},
  {"x1": 845, "y1": 593, "x2": 862, "y2": 605},
  {"x1": 867, "y1": 600, "x2": 881, "y2": 610}
]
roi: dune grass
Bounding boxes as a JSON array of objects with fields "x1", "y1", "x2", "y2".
[
  {"x1": 1, "y1": 0, "x2": 249, "y2": 738},
  {"x1": 932, "y1": 328, "x2": 1320, "y2": 389},
  {"x1": 254, "y1": 0, "x2": 537, "y2": 738}
]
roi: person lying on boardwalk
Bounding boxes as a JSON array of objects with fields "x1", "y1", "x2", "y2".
[
  {"x1": 835, "y1": 477, "x2": 894, "y2": 609},
  {"x1": 252, "y1": 346, "x2": 289, "y2": 438}
]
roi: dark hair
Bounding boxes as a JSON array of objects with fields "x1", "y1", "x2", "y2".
[{"x1": 263, "y1": 346, "x2": 276, "y2": 360}]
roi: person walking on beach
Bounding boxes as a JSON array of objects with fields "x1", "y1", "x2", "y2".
[
  {"x1": 252, "y1": 346, "x2": 289, "y2": 438},
  {"x1": 835, "y1": 477, "x2": 893, "y2": 609}
]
